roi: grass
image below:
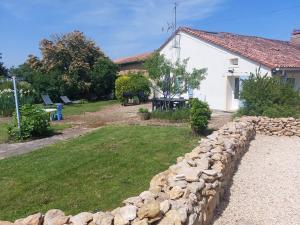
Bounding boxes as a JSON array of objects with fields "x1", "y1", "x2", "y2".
[
  {"x1": 62, "y1": 100, "x2": 118, "y2": 116},
  {"x1": 151, "y1": 108, "x2": 190, "y2": 122},
  {"x1": 0, "y1": 125, "x2": 198, "y2": 221}
]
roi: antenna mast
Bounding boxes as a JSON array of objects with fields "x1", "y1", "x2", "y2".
[{"x1": 174, "y1": 1, "x2": 177, "y2": 33}]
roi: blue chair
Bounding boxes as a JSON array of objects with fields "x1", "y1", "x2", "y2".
[{"x1": 54, "y1": 103, "x2": 63, "y2": 121}]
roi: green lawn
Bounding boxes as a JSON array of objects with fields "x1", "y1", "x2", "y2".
[
  {"x1": 62, "y1": 100, "x2": 118, "y2": 116},
  {"x1": 0, "y1": 125, "x2": 198, "y2": 221}
]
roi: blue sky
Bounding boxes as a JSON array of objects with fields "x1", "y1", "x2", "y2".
[{"x1": 0, "y1": 0, "x2": 299, "y2": 68}]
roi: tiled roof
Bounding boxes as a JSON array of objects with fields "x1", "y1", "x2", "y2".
[
  {"x1": 114, "y1": 52, "x2": 153, "y2": 65},
  {"x1": 164, "y1": 27, "x2": 300, "y2": 69}
]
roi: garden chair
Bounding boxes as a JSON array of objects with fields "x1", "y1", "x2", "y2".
[
  {"x1": 41, "y1": 94, "x2": 54, "y2": 106},
  {"x1": 60, "y1": 96, "x2": 80, "y2": 104}
]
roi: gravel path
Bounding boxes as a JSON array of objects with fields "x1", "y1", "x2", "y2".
[{"x1": 212, "y1": 135, "x2": 300, "y2": 225}]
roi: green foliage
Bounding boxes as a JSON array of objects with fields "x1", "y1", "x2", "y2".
[
  {"x1": 138, "y1": 108, "x2": 149, "y2": 113},
  {"x1": 115, "y1": 72, "x2": 151, "y2": 103},
  {"x1": 151, "y1": 108, "x2": 190, "y2": 122},
  {"x1": 8, "y1": 104, "x2": 50, "y2": 140},
  {"x1": 189, "y1": 99, "x2": 212, "y2": 134},
  {"x1": 144, "y1": 52, "x2": 206, "y2": 99},
  {"x1": 90, "y1": 57, "x2": 118, "y2": 99},
  {"x1": 0, "y1": 53, "x2": 8, "y2": 77},
  {"x1": 13, "y1": 31, "x2": 117, "y2": 101},
  {"x1": 0, "y1": 81, "x2": 34, "y2": 116},
  {"x1": 238, "y1": 71, "x2": 300, "y2": 118}
]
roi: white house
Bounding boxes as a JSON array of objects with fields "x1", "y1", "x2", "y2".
[{"x1": 116, "y1": 27, "x2": 300, "y2": 111}]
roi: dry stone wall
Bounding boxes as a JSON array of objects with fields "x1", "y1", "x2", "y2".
[{"x1": 2, "y1": 117, "x2": 300, "y2": 225}]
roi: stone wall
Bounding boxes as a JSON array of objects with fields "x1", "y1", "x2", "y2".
[
  {"x1": 2, "y1": 117, "x2": 300, "y2": 225},
  {"x1": 251, "y1": 117, "x2": 300, "y2": 137}
]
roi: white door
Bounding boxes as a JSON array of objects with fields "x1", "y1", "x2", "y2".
[{"x1": 230, "y1": 75, "x2": 248, "y2": 111}]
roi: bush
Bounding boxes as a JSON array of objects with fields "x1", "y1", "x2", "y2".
[
  {"x1": 115, "y1": 72, "x2": 150, "y2": 103},
  {"x1": 138, "y1": 108, "x2": 149, "y2": 113},
  {"x1": 151, "y1": 108, "x2": 190, "y2": 122},
  {"x1": 189, "y1": 99, "x2": 212, "y2": 134},
  {"x1": 8, "y1": 104, "x2": 50, "y2": 140},
  {"x1": 238, "y1": 73, "x2": 300, "y2": 118}
]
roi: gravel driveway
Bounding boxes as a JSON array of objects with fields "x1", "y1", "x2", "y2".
[{"x1": 212, "y1": 135, "x2": 300, "y2": 225}]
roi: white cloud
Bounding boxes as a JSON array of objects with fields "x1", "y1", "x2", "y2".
[{"x1": 0, "y1": 0, "x2": 225, "y2": 59}]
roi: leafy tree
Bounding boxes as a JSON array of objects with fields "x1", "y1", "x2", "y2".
[
  {"x1": 25, "y1": 31, "x2": 116, "y2": 99},
  {"x1": 90, "y1": 57, "x2": 118, "y2": 99},
  {"x1": 144, "y1": 52, "x2": 207, "y2": 101},
  {"x1": 238, "y1": 69, "x2": 300, "y2": 118},
  {"x1": 0, "y1": 53, "x2": 8, "y2": 77}
]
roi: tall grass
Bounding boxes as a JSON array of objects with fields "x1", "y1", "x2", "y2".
[
  {"x1": 0, "y1": 88, "x2": 34, "y2": 117},
  {"x1": 151, "y1": 108, "x2": 190, "y2": 122}
]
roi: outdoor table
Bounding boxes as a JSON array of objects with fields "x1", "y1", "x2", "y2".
[
  {"x1": 44, "y1": 108, "x2": 57, "y2": 121},
  {"x1": 152, "y1": 98, "x2": 189, "y2": 111}
]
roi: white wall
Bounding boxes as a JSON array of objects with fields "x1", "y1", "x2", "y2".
[{"x1": 160, "y1": 32, "x2": 271, "y2": 111}]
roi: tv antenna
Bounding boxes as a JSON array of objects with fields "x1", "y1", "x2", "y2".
[{"x1": 162, "y1": 1, "x2": 178, "y2": 34}]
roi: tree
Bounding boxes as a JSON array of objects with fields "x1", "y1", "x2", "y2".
[
  {"x1": 90, "y1": 57, "x2": 118, "y2": 99},
  {"x1": 25, "y1": 31, "x2": 116, "y2": 99},
  {"x1": 0, "y1": 53, "x2": 8, "y2": 77},
  {"x1": 144, "y1": 52, "x2": 207, "y2": 109}
]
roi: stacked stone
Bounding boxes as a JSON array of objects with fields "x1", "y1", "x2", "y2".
[
  {"x1": 1, "y1": 119, "x2": 256, "y2": 225},
  {"x1": 240, "y1": 117, "x2": 300, "y2": 136}
]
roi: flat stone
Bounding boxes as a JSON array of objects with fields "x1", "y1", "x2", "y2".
[
  {"x1": 92, "y1": 212, "x2": 113, "y2": 225},
  {"x1": 203, "y1": 169, "x2": 217, "y2": 176},
  {"x1": 157, "y1": 210, "x2": 182, "y2": 225},
  {"x1": 194, "y1": 158, "x2": 209, "y2": 170},
  {"x1": 119, "y1": 205, "x2": 137, "y2": 222},
  {"x1": 149, "y1": 171, "x2": 169, "y2": 192},
  {"x1": 169, "y1": 186, "x2": 184, "y2": 200},
  {"x1": 123, "y1": 196, "x2": 143, "y2": 207},
  {"x1": 187, "y1": 179, "x2": 205, "y2": 193},
  {"x1": 160, "y1": 200, "x2": 170, "y2": 214},
  {"x1": 70, "y1": 212, "x2": 93, "y2": 225},
  {"x1": 137, "y1": 201, "x2": 160, "y2": 219},
  {"x1": 113, "y1": 214, "x2": 128, "y2": 225},
  {"x1": 15, "y1": 213, "x2": 43, "y2": 225},
  {"x1": 132, "y1": 219, "x2": 148, "y2": 225},
  {"x1": 44, "y1": 209, "x2": 69, "y2": 225}
]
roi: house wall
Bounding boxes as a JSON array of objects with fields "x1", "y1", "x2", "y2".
[{"x1": 160, "y1": 32, "x2": 271, "y2": 111}]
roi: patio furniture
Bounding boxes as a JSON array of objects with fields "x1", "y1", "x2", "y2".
[
  {"x1": 54, "y1": 103, "x2": 63, "y2": 120},
  {"x1": 152, "y1": 98, "x2": 189, "y2": 111},
  {"x1": 41, "y1": 94, "x2": 55, "y2": 106},
  {"x1": 60, "y1": 96, "x2": 80, "y2": 104},
  {"x1": 44, "y1": 108, "x2": 57, "y2": 121}
]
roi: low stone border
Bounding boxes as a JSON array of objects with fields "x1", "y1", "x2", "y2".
[{"x1": 1, "y1": 117, "x2": 300, "y2": 225}]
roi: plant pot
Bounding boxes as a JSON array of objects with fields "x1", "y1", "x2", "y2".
[{"x1": 138, "y1": 112, "x2": 150, "y2": 120}]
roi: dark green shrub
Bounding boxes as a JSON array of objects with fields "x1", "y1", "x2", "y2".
[
  {"x1": 189, "y1": 99, "x2": 212, "y2": 134},
  {"x1": 115, "y1": 72, "x2": 150, "y2": 103},
  {"x1": 8, "y1": 104, "x2": 50, "y2": 140},
  {"x1": 151, "y1": 108, "x2": 190, "y2": 122},
  {"x1": 238, "y1": 73, "x2": 300, "y2": 118},
  {"x1": 138, "y1": 108, "x2": 149, "y2": 113}
]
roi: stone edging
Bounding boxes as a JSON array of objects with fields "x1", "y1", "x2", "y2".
[{"x1": 1, "y1": 116, "x2": 300, "y2": 225}]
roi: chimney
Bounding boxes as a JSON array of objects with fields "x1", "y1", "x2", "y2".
[{"x1": 290, "y1": 29, "x2": 300, "y2": 48}]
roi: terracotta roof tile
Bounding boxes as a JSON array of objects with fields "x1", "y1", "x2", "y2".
[
  {"x1": 177, "y1": 27, "x2": 300, "y2": 69},
  {"x1": 114, "y1": 52, "x2": 153, "y2": 65}
]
